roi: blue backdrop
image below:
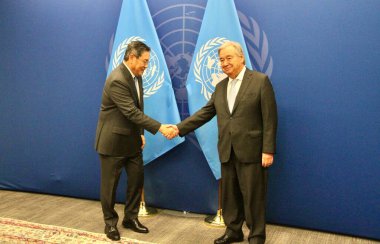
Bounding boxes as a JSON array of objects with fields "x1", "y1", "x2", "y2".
[{"x1": 0, "y1": 0, "x2": 379, "y2": 240}]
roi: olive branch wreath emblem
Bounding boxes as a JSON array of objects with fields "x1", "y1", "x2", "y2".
[
  {"x1": 194, "y1": 37, "x2": 227, "y2": 101},
  {"x1": 112, "y1": 36, "x2": 164, "y2": 98},
  {"x1": 238, "y1": 13, "x2": 273, "y2": 77}
]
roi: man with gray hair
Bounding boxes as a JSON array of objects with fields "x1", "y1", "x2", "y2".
[
  {"x1": 172, "y1": 41, "x2": 278, "y2": 244},
  {"x1": 95, "y1": 41, "x2": 176, "y2": 241}
]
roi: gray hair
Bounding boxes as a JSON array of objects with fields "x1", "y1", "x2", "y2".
[{"x1": 218, "y1": 41, "x2": 245, "y2": 64}]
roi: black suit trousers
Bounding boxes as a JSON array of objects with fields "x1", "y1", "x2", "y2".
[
  {"x1": 99, "y1": 153, "x2": 144, "y2": 226},
  {"x1": 221, "y1": 149, "x2": 268, "y2": 242}
]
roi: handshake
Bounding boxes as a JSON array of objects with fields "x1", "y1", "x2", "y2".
[{"x1": 159, "y1": 124, "x2": 179, "y2": 140}]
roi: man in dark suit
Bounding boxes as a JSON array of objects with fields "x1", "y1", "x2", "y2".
[
  {"x1": 95, "y1": 41, "x2": 175, "y2": 241},
  {"x1": 171, "y1": 41, "x2": 277, "y2": 244}
]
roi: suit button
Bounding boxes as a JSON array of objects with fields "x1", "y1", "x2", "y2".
[{"x1": 230, "y1": 117, "x2": 232, "y2": 120}]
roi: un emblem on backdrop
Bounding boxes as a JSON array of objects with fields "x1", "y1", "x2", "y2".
[
  {"x1": 111, "y1": 36, "x2": 164, "y2": 98},
  {"x1": 105, "y1": 7, "x2": 273, "y2": 112},
  {"x1": 194, "y1": 37, "x2": 228, "y2": 101},
  {"x1": 238, "y1": 12, "x2": 273, "y2": 78}
]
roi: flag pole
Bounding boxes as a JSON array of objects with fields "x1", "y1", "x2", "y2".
[
  {"x1": 204, "y1": 180, "x2": 225, "y2": 227},
  {"x1": 138, "y1": 188, "x2": 157, "y2": 217}
]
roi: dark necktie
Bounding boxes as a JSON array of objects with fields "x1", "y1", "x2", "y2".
[{"x1": 134, "y1": 77, "x2": 140, "y2": 100}]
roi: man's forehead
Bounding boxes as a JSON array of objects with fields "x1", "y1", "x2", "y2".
[{"x1": 219, "y1": 52, "x2": 236, "y2": 58}]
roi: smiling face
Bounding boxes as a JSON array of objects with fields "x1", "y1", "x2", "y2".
[
  {"x1": 219, "y1": 44, "x2": 245, "y2": 79},
  {"x1": 128, "y1": 51, "x2": 150, "y2": 77}
]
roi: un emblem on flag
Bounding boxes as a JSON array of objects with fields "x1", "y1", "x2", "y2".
[
  {"x1": 194, "y1": 37, "x2": 228, "y2": 101},
  {"x1": 111, "y1": 36, "x2": 164, "y2": 98}
]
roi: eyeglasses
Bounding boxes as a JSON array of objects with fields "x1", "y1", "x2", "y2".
[
  {"x1": 219, "y1": 56, "x2": 234, "y2": 65},
  {"x1": 131, "y1": 54, "x2": 150, "y2": 65},
  {"x1": 140, "y1": 59, "x2": 149, "y2": 65}
]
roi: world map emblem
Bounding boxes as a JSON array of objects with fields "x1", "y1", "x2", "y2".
[
  {"x1": 194, "y1": 37, "x2": 228, "y2": 101},
  {"x1": 111, "y1": 36, "x2": 164, "y2": 98}
]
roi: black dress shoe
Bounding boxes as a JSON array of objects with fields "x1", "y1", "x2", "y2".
[
  {"x1": 122, "y1": 218, "x2": 149, "y2": 233},
  {"x1": 104, "y1": 225, "x2": 120, "y2": 241},
  {"x1": 214, "y1": 233, "x2": 244, "y2": 244}
]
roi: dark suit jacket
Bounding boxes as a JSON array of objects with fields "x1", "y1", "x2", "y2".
[
  {"x1": 178, "y1": 68, "x2": 277, "y2": 163},
  {"x1": 95, "y1": 63, "x2": 161, "y2": 156}
]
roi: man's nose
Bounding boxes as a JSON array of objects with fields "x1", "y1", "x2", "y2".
[{"x1": 220, "y1": 60, "x2": 228, "y2": 66}]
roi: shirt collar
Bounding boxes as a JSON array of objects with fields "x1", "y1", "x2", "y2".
[
  {"x1": 123, "y1": 62, "x2": 136, "y2": 80},
  {"x1": 229, "y1": 66, "x2": 246, "y2": 82}
]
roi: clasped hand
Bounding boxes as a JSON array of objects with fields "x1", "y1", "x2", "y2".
[{"x1": 159, "y1": 124, "x2": 179, "y2": 140}]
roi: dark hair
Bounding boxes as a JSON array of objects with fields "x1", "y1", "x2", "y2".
[{"x1": 123, "y1": 41, "x2": 151, "y2": 61}]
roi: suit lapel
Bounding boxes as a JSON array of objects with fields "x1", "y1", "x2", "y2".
[
  {"x1": 231, "y1": 69, "x2": 252, "y2": 114},
  {"x1": 120, "y1": 64, "x2": 141, "y2": 108},
  {"x1": 219, "y1": 78, "x2": 230, "y2": 115}
]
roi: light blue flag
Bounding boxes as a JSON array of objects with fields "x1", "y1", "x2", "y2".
[
  {"x1": 186, "y1": 0, "x2": 252, "y2": 179},
  {"x1": 108, "y1": 0, "x2": 184, "y2": 164}
]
